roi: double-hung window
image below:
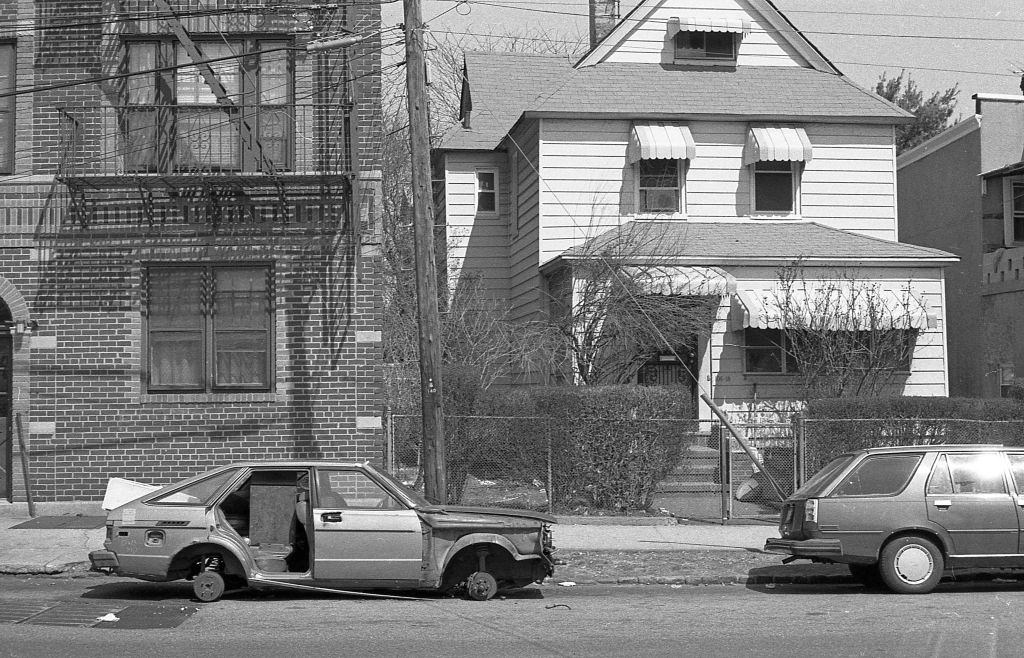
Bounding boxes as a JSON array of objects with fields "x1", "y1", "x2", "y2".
[
  {"x1": 125, "y1": 39, "x2": 291, "y2": 172},
  {"x1": 0, "y1": 43, "x2": 15, "y2": 174},
  {"x1": 744, "y1": 126, "x2": 811, "y2": 217},
  {"x1": 752, "y1": 160, "x2": 798, "y2": 214},
  {"x1": 146, "y1": 264, "x2": 273, "y2": 392},
  {"x1": 475, "y1": 169, "x2": 498, "y2": 216},
  {"x1": 1012, "y1": 182, "x2": 1024, "y2": 243},
  {"x1": 637, "y1": 159, "x2": 682, "y2": 213}
]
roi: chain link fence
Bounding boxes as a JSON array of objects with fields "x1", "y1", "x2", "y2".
[{"x1": 384, "y1": 414, "x2": 1024, "y2": 522}]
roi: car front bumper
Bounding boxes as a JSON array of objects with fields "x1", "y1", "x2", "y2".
[
  {"x1": 764, "y1": 537, "x2": 843, "y2": 559},
  {"x1": 89, "y1": 549, "x2": 120, "y2": 572}
]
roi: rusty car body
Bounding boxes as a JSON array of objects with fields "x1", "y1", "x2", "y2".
[{"x1": 89, "y1": 461, "x2": 556, "y2": 601}]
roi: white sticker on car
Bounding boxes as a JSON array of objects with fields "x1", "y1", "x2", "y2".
[{"x1": 122, "y1": 508, "x2": 136, "y2": 525}]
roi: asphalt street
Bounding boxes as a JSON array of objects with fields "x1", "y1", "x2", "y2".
[{"x1": 3, "y1": 575, "x2": 1024, "y2": 657}]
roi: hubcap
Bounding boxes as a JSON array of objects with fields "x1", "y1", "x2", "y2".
[{"x1": 894, "y1": 544, "x2": 933, "y2": 584}]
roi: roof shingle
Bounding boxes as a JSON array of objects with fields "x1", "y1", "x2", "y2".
[{"x1": 440, "y1": 52, "x2": 911, "y2": 152}]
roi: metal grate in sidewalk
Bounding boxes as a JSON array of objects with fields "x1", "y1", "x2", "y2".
[{"x1": 0, "y1": 601, "x2": 125, "y2": 627}]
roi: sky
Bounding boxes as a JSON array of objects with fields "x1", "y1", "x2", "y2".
[{"x1": 382, "y1": 0, "x2": 1024, "y2": 118}]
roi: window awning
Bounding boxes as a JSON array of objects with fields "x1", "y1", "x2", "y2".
[
  {"x1": 743, "y1": 126, "x2": 813, "y2": 165},
  {"x1": 670, "y1": 17, "x2": 752, "y2": 35},
  {"x1": 730, "y1": 287, "x2": 938, "y2": 330},
  {"x1": 621, "y1": 265, "x2": 736, "y2": 296},
  {"x1": 627, "y1": 122, "x2": 696, "y2": 164}
]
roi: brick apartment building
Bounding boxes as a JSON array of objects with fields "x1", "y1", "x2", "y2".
[{"x1": 0, "y1": 1, "x2": 384, "y2": 504}]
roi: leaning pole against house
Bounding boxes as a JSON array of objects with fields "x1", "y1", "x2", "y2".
[{"x1": 699, "y1": 393, "x2": 787, "y2": 502}]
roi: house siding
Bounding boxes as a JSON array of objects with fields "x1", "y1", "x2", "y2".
[
  {"x1": 0, "y1": 0, "x2": 384, "y2": 503},
  {"x1": 708, "y1": 265, "x2": 949, "y2": 418},
  {"x1": 537, "y1": 119, "x2": 898, "y2": 264},
  {"x1": 598, "y1": 0, "x2": 808, "y2": 67}
]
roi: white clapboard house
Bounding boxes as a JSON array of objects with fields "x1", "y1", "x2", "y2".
[{"x1": 433, "y1": 0, "x2": 956, "y2": 422}]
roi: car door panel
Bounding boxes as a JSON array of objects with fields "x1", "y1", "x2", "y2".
[
  {"x1": 926, "y1": 452, "x2": 1020, "y2": 557},
  {"x1": 312, "y1": 468, "x2": 423, "y2": 583}
]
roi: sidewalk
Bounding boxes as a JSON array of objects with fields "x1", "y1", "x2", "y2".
[{"x1": 0, "y1": 513, "x2": 850, "y2": 585}]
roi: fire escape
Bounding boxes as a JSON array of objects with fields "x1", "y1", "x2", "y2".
[{"x1": 51, "y1": 0, "x2": 357, "y2": 243}]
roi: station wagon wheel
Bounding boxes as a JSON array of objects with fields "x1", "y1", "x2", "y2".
[
  {"x1": 194, "y1": 571, "x2": 226, "y2": 603},
  {"x1": 878, "y1": 536, "x2": 943, "y2": 594},
  {"x1": 466, "y1": 572, "x2": 498, "y2": 601}
]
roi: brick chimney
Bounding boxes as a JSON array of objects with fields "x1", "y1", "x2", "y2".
[{"x1": 589, "y1": 0, "x2": 620, "y2": 49}]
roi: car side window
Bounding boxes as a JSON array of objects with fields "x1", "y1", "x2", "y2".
[
  {"x1": 943, "y1": 453, "x2": 1007, "y2": 494},
  {"x1": 316, "y1": 469, "x2": 405, "y2": 511},
  {"x1": 831, "y1": 454, "x2": 921, "y2": 497},
  {"x1": 1007, "y1": 454, "x2": 1024, "y2": 493},
  {"x1": 926, "y1": 455, "x2": 954, "y2": 495}
]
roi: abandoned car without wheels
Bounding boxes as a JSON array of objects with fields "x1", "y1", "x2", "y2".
[{"x1": 88, "y1": 461, "x2": 557, "y2": 602}]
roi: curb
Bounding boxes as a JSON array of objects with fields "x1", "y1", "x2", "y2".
[
  {"x1": 0, "y1": 561, "x2": 98, "y2": 576},
  {"x1": 555, "y1": 515, "x2": 677, "y2": 526},
  {"x1": 546, "y1": 574, "x2": 853, "y2": 586}
]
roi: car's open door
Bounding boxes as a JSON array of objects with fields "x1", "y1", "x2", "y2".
[{"x1": 311, "y1": 467, "x2": 423, "y2": 583}]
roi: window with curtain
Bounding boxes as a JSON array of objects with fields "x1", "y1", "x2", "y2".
[
  {"x1": 124, "y1": 39, "x2": 291, "y2": 172},
  {"x1": 146, "y1": 264, "x2": 273, "y2": 392}
]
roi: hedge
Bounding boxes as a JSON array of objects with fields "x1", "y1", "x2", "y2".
[
  {"x1": 802, "y1": 397, "x2": 1024, "y2": 475},
  {"x1": 474, "y1": 385, "x2": 696, "y2": 512}
]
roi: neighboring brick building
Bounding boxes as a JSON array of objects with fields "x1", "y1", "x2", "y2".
[{"x1": 0, "y1": 1, "x2": 384, "y2": 504}]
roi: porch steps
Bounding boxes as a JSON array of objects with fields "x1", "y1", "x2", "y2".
[{"x1": 657, "y1": 444, "x2": 718, "y2": 493}]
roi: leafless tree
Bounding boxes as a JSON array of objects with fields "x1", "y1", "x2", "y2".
[
  {"x1": 766, "y1": 262, "x2": 928, "y2": 400},
  {"x1": 543, "y1": 223, "x2": 722, "y2": 385}
]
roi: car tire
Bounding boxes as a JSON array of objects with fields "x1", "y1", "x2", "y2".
[
  {"x1": 878, "y1": 536, "x2": 943, "y2": 594},
  {"x1": 847, "y1": 563, "x2": 883, "y2": 589},
  {"x1": 466, "y1": 572, "x2": 498, "y2": 601},
  {"x1": 193, "y1": 570, "x2": 226, "y2": 603}
]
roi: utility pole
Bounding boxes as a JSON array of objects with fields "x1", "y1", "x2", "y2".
[{"x1": 404, "y1": 0, "x2": 446, "y2": 503}]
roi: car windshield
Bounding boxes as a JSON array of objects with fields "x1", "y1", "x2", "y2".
[
  {"x1": 371, "y1": 468, "x2": 433, "y2": 507},
  {"x1": 794, "y1": 454, "x2": 858, "y2": 497}
]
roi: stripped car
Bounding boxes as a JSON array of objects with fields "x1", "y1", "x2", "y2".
[{"x1": 89, "y1": 461, "x2": 556, "y2": 602}]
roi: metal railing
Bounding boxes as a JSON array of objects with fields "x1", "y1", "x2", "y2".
[{"x1": 56, "y1": 103, "x2": 351, "y2": 178}]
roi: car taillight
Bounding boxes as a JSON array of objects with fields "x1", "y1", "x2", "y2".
[{"x1": 804, "y1": 499, "x2": 818, "y2": 524}]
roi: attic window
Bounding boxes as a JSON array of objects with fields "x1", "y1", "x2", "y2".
[{"x1": 669, "y1": 18, "x2": 749, "y2": 64}]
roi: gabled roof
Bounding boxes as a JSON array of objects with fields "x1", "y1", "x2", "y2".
[
  {"x1": 440, "y1": 53, "x2": 912, "y2": 152},
  {"x1": 558, "y1": 221, "x2": 957, "y2": 263},
  {"x1": 578, "y1": 0, "x2": 837, "y2": 73}
]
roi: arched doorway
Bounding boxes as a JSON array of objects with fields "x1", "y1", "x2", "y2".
[{"x1": 0, "y1": 300, "x2": 12, "y2": 501}]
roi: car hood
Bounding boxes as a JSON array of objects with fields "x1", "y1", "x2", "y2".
[{"x1": 417, "y1": 505, "x2": 556, "y2": 526}]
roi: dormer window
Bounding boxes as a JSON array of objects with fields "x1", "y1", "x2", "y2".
[{"x1": 669, "y1": 18, "x2": 749, "y2": 65}]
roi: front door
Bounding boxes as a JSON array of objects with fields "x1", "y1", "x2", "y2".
[
  {"x1": 312, "y1": 468, "x2": 423, "y2": 583},
  {"x1": 926, "y1": 452, "x2": 1020, "y2": 556}
]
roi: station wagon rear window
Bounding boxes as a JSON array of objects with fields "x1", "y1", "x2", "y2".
[
  {"x1": 149, "y1": 469, "x2": 238, "y2": 505},
  {"x1": 831, "y1": 454, "x2": 922, "y2": 497}
]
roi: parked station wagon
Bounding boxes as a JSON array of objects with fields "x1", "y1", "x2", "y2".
[
  {"x1": 765, "y1": 444, "x2": 1024, "y2": 593},
  {"x1": 89, "y1": 461, "x2": 556, "y2": 602}
]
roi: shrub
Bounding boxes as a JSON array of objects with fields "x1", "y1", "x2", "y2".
[{"x1": 476, "y1": 385, "x2": 696, "y2": 512}]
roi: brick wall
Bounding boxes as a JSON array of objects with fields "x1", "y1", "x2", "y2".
[{"x1": 0, "y1": 1, "x2": 384, "y2": 502}]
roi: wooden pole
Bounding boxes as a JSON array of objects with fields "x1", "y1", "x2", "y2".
[
  {"x1": 15, "y1": 413, "x2": 35, "y2": 517},
  {"x1": 404, "y1": 0, "x2": 446, "y2": 503}
]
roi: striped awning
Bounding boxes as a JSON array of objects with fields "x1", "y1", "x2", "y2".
[
  {"x1": 621, "y1": 265, "x2": 736, "y2": 296},
  {"x1": 729, "y1": 287, "x2": 938, "y2": 330},
  {"x1": 627, "y1": 122, "x2": 696, "y2": 164},
  {"x1": 671, "y1": 17, "x2": 752, "y2": 34},
  {"x1": 743, "y1": 126, "x2": 813, "y2": 165}
]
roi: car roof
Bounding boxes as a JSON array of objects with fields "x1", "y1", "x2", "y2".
[
  {"x1": 860, "y1": 444, "x2": 1005, "y2": 455},
  {"x1": 216, "y1": 460, "x2": 372, "y2": 469}
]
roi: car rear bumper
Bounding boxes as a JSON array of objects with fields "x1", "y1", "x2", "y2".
[
  {"x1": 89, "y1": 549, "x2": 119, "y2": 572},
  {"x1": 764, "y1": 537, "x2": 843, "y2": 558}
]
